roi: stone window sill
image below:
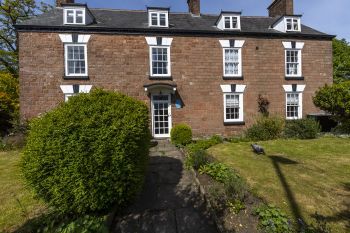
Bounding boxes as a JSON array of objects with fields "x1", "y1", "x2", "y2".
[{"x1": 224, "y1": 121, "x2": 245, "y2": 126}]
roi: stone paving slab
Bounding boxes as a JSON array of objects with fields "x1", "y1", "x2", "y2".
[{"x1": 113, "y1": 140, "x2": 218, "y2": 233}]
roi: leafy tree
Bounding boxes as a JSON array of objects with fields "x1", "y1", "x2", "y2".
[
  {"x1": 333, "y1": 38, "x2": 350, "y2": 83},
  {"x1": 0, "y1": 0, "x2": 51, "y2": 76},
  {"x1": 0, "y1": 72, "x2": 18, "y2": 134},
  {"x1": 313, "y1": 81, "x2": 350, "y2": 132}
]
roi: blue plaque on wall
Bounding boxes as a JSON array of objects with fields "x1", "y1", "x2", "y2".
[{"x1": 175, "y1": 99, "x2": 182, "y2": 109}]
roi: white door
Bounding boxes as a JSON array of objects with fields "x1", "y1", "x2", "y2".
[{"x1": 152, "y1": 94, "x2": 172, "y2": 138}]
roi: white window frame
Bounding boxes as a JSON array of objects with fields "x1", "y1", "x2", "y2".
[
  {"x1": 223, "y1": 48, "x2": 242, "y2": 77},
  {"x1": 285, "y1": 17, "x2": 301, "y2": 32},
  {"x1": 223, "y1": 16, "x2": 241, "y2": 30},
  {"x1": 149, "y1": 46, "x2": 171, "y2": 77},
  {"x1": 148, "y1": 11, "x2": 169, "y2": 27},
  {"x1": 64, "y1": 44, "x2": 88, "y2": 77},
  {"x1": 64, "y1": 8, "x2": 86, "y2": 25},
  {"x1": 285, "y1": 49, "x2": 302, "y2": 77},
  {"x1": 286, "y1": 92, "x2": 303, "y2": 120},
  {"x1": 223, "y1": 93, "x2": 244, "y2": 122}
]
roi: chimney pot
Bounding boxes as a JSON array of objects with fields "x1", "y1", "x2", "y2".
[
  {"x1": 187, "y1": 0, "x2": 200, "y2": 16},
  {"x1": 56, "y1": 0, "x2": 75, "y2": 7},
  {"x1": 268, "y1": 0, "x2": 294, "y2": 17}
]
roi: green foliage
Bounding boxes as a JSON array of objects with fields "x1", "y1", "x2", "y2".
[
  {"x1": 313, "y1": 81, "x2": 350, "y2": 133},
  {"x1": 254, "y1": 204, "x2": 292, "y2": 233},
  {"x1": 227, "y1": 199, "x2": 245, "y2": 214},
  {"x1": 0, "y1": 0, "x2": 52, "y2": 75},
  {"x1": 21, "y1": 89, "x2": 151, "y2": 214},
  {"x1": 170, "y1": 123, "x2": 192, "y2": 146},
  {"x1": 184, "y1": 149, "x2": 210, "y2": 170},
  {"x1": 333, "y1": 38, "x2": 350, "y2": 83},
  {"x1": 246, "y1": 116, "x2": 285, "y2": 141},
  {"x1": 0, "y1": 72, "x2": 19, "y2": 134},
  {"x1": 49, "y1": 215, "x2": 108, "y2": 233},
  {"x1": 199, "y1": 162, "x2": 232, "y2": 183},
  {"x1": 184, "y1": 136, "x2": 223, "y2": 170},
  {"x1": 284, "y1": 119, "x2": 321, "y2": 139},
  {"x1": 186, "y1": 135, "x2": 223, "y2": 155}
]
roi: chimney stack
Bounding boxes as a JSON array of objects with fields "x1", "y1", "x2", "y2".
[
  {"x1": 187, "y1": 0, "x2": 200, "y2": 16},
  {"x1": 268, "y1": 0, "x2": 294, "y2": 17},
  {"x1": 56, "y1": 0, "x2": 75, "y2": 7}
]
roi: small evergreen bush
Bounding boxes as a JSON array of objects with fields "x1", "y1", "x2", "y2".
[
  {"x1": 21, "y1": 89, "x2": 151, "y2": 214},
  {"x1": 170, "y1": 123, "x2": 192, "y2": 146},
  {"x1": 284, "y1": 119, "x2": 321, "y2": 139},
  {"x1": 184, "y1": 149, "x2": 210, "y2": 170},
  {"x1": 246, "y1": 116, "x2": 284, "y2": 141}
]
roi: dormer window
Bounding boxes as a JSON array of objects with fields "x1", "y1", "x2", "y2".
[
  {"x1": 285, "y1": 17, "x2": 300, "y2": 31},
  {"x1": 216, "y1": 12, "x2": 241, "y2": 31},
  {"x1": 148, "y1": 9, "x2": 169, "y2": 27},
  {"x1": 271, "y1": 16, "x2": 302, "y2": 33},
  {"x1": 64, "y1": 8, "x2": 85, "y2": 25},
  {"x1": 224, "y1": 16, "x2": 239, "y2": 30}
]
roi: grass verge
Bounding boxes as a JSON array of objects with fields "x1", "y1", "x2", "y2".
[{"x1": 208, "y1": 136, "x2": 350, "y2": 233}]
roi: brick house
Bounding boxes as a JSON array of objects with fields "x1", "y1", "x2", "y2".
[{"x1": 16, "y1": 0, "x2": 334, "y2": 138}]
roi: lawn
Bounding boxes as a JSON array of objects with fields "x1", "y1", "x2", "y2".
[
  {"x1": 208, "y1": 136, "x2": 350, "y2": 233},
  {"x1": 0, "y1": 150, "x2": 46, "y2": 233}
]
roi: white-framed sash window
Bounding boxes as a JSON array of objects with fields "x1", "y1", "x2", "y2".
[
  {"x1": 285, "y1": 49, "x2": 301, "y2": 77},
  {"x1": 64, "y1": 8, "x2": 85, "y2": 25},
  {"x1": 64, "y1": 44, "x2": 88, "y2": 77},
  {"x1": 283, "y1": 85, "x2": 305, "y2": 120},
  {"x1": 221, "y1": 84, "x2": 246, "y2": 123},
  {"x1": 223, "y1": 16, "x2": 240, "y2": 30},
  {"x1": 150, "y1": 46, "x2": 171, "y2": 76},
  {"x1": 224, "y1": 48, "x2": 242, "y2": 76},
  {"x1": 149, "y1": 11, "x2": 168, "y2": 27}
]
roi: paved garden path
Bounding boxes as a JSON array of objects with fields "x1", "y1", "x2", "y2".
[{"x1": 113, "y1": 140, "x2": 218, "y2": 233}]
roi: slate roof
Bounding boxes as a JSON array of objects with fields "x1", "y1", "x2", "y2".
[{"x1": 15, "y1": 8, "x2": 334, "y2": 39}]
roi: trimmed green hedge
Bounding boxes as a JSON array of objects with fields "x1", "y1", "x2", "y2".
[
  {"x1": 170, "y1": 123, "x2": 192, "y2": 146},
  {"x1": 246, "y1": 116, "x2": 284, "y2": 141},
  {"x1": 21, "y1": 89, "x2": 151, "y2": 214},
  {"x1": 284, "y1": 119, "x2": 321, "y2": 139}
]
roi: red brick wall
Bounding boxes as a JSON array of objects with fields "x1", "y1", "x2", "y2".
[
  {"x1": 268, "y1": 0, "x2": 294, "y2": 17},
  {"x1": 18, "y1": 32, "x2": 333, "y2": 137}
]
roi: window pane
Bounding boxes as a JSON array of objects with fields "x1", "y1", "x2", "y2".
[
  {"x1": 76, "y1": 10, "x2": 83, "y2": 23},
  {"x1": 66, "y1": 10, "x2": 74, "y2": 23},
  {"x1": 151, "y1": 13, "x2": 158, "y2": 25},
  {"x1": 286, "y1": 50, "x2": 300, "y2": 75},
  {"x1": 232, "y1": 17, "x2": 238, "y2": 28},
  {"x1": 66, "y1": 45, "x2": 86, "y2": 75},
  {"x1": 225, "y1": 94, "x2": 240, "y2": 120},
  {"x1": 159, "y1": 13, "x2": 166, "y2": 26},
  {"x1": 224, "y1": 17, "x2": 231, "y2": 28},
  {"x1": 225, "y1": 49, "x2": 240, "y2": 75},
  {"x1": 151, "y1": 47, "x2": 169, "y2": 75}
]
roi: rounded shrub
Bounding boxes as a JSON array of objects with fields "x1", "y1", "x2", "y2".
[
  {"x1": 170, "y1": 123, "x2": 192, "y2": 146},
  {"x1": 21, "y1": 89, "x2": 151, "y2": 214},
  {"x1": 284, "y1": 119, "x2": 321, "y2": 139},
  {"x1": 246, "y1": 116, "x2": 284, "y2": 141}
]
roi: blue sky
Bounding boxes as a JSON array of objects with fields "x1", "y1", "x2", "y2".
[{"x1": 44, "y1": 0, "x2": 349, "y2": 40}]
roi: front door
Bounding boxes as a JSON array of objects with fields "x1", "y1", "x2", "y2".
[{"x1": 152, "y1": 94, "x2": 172, "y2": 138}]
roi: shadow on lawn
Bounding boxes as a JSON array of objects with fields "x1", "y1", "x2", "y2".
[
  {"x1": 310, "y1": 182, "x2": 350, "y2": 230},
  {"x1": 268, "y1": 155, "x2": 305, "y2": 230}
]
